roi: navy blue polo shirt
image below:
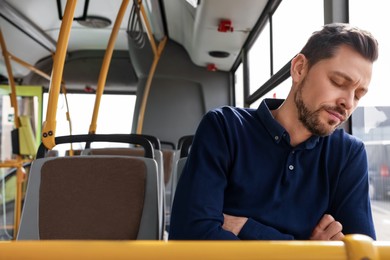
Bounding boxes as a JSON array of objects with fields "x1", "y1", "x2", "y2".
[{"x1": 169, "y1": 99, "x2": 376, "y2": 240}]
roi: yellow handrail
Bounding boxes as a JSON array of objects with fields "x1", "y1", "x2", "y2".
[
  {"x1": 1, "y1": 33, "x2": 72, "y2": 143},
  {"x1": 0, "y1": 27, "x2": 30, "y2": 240},
  {"x1": 87, "y1": 0, "x2": 167, "y2": 135},
  {"x1": 8, "y1": 52, "x2": 73, "y2": 152},
  {"x1": 0, "y1": 235, "x2": 389, "y2": 260},
  {"x1": 88, "y1": 0, "x2": 130, "y2": 134},
  {"x1": 136, "y1": 36, "x2": 167, "y2": 134},
  {"x1": 135, "y1": 0, "x2": 167, "y2": 134},
  {"x1": 8, "y1": 53, "x2": 51, "y2": 81},
  {"x1": 0, "y1": 29, "x2": 20, "y2": 129},
  {"x1": 41, "y1": 0, "x2": 77, "y2": 149},
  {"x1": 0, "y1": 160, "x2": 29, "y2": 240}
]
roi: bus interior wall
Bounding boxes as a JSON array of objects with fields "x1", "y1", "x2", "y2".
[{"x1": 128, "y1": 36, "x2": 231, "y2": 144}]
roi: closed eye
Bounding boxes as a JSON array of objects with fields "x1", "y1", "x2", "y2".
[
  {"x1": 355, "y1": 89, "x2": 368, "y2": 101},
  {"x1": 331, "y1": 79, "x2": 343, "y2": 87}
]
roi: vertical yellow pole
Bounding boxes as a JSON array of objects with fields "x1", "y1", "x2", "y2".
[
  {"x1": 0, "y1": 28, "x2": 25, "y2": 240},
  {"x1": 88, "y1": 0, "x2": 130, "y2": 134},
  {"x1": 41, "y1": 0, "x2": 77, "y2": 149},
  {"x1": 0, "y1": 29, "x2": 20, "y2": 129},
  {"x1": 13, "y1": 165, "x2": 26, "y2": 239},
  {"x1": 0, "y1": 161, "x2": 26, "y2": 240}
]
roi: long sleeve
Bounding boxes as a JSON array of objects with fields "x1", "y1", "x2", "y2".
[
  {"x1": 169, "y1": 110, "x2": 240, "y2": 239},
  {"x1": 327, "y1": 141, "x2": 376, "y2": 240},
  {"x1": 169, "y1": 109, "x2": 294, "y2": 240}
]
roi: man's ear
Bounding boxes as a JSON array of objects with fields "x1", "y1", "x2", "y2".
[{"x1": 290, "y1": 54, "x2": 308, "y2": 83}]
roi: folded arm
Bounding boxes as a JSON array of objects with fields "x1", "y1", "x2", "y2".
[
  {"x1": 223, "y1": 213, "x2": 344, "y2": 240},
  {"x1": 169, "y1": 110, "x2": 295, "y2": 240}
]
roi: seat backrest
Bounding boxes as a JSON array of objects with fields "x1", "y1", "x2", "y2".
[
  {"x1": 170, "y1": 135, "x2": 193, "y2": 209},
  {"x1": 170, "y1": 157, "x2": 187, "y2": 208},
  {"x1": 177, "y1": 135, "x2": 194, "y2": 158},
  {"x1": 36, "y1": 134, "x2": 155, "y2": 159},
  {"x1": 161, "y1": 149, "x2": 175, "y2": 186},
  {"x1": 17, "y1": 155, "x2": 160, "y2": 240},
  {"x1": 81, "y1": 147, "x2": 166, "y2": 240}
]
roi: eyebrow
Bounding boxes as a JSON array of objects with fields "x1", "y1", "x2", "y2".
[
  {"x1": 331, "y1": 71, "x2": 369, "y2": 94},
  {"x1": 331, "y1": 71, "x2": 354, "y2": 83}
]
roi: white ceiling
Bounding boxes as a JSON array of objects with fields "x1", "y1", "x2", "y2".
[
  {"x1": 0, "y1": 0, "x2": 269, "y2": 79},
  {"x1": 163, "y1": 0, "x2": 268, "y2": 71}
]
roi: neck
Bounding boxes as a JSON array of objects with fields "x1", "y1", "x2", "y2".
[{"x1": 270, "y1": 97, "x2": 312, "y2": 146}]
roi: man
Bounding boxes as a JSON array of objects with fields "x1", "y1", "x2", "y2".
[{"x1": 169, "y1": 23, "x2": 379, "y2": 240}]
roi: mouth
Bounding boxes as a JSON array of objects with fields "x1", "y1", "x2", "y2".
[{"x1": 325, "y1": 109, "x2": 346, "y2": 123}]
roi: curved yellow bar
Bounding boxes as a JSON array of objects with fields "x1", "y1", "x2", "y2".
[
  {"x1": 9, "y1": 53, "x2": 51, "y2": 81},
  {"x1": 88, "y1": 0, "x2": 130, "y2": 134},
  {"x1": 0, "y1": 235, "x2": 389, "y2": 260},
  {"x1": 136, "y1": 36, "x2": 167, "y2": 134},
  {"x1": 0, "y1": 29, "x2": 20, "y2": 128},
  {"x1": 41, "y1": 0, "x2": 77, "y2": 149}
]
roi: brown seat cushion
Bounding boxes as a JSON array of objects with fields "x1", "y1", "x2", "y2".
[{"x1": 39, "y1": 157, "x2": 146, "y2": 240}]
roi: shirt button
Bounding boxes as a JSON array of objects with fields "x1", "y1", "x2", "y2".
[
  {"x1": 274, "y1": 136, "x2": 279, "y2": 141},
  {"x1": 288, "y1": 165, "x2": 294, "y2": 171}
]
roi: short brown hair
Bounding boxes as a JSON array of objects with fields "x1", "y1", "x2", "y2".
[{"x1": 300, "y1": 23, "x2": 378, "y2": 69}]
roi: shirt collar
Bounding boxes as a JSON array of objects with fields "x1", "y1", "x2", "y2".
[{"x1": 256, "y1": 99, "x2": 319, "y2": 149}]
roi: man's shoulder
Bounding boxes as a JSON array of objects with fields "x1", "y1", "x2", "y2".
[
  {"x1": 201, "y1": 106, "x2": 260, "y2": 132},
  {"x1": 326, "y1": 128, "x2": 365, "y2": 151},
  {"x1": 330, "y1": 128, "x2": 363, "y2": 143},
  {"x1": 207, "y1": 106, "x2": 256, "y2": 118}
]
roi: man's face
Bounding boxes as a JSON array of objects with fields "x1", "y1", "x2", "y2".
[{"x1": 294, "y1": 45, "x2": 373, "y2": 136}]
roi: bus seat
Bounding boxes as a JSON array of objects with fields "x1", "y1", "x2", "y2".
[
  {"x1": 159, "y1": 141, "x2": 177, "y2": 186},
  {"x1": 45, "y1": 149, "x2": 59, "y2": 157},
  {"x1": 17, "y1": 155, "x2": 160, "y2": 240},
  {"x1": 81, "y1": 146, "x2": 167, "y2": 239},
  {"x1": 82, "y1": 147, "x2": 145, "y2": 156},
  {"x1": 170, "y1": 157, "x2": 187, "y2": 208},
  {"x1": 64, "y1": 149, "x2": 83, "y2": 156},
  {"x1": 160, "y1": 149, "x2": 176, "y2": 231},
  {"x1": 177, "y1": 135, "x2": 194, "y2": 158},
  {"x1": 35, "y1": 134, "x2": 155, "y2": 160},
  {"x1": 162, "y1": 149, "x2": 175, "y2": 185},
  {"x1": 170, "y1": 135, "x2": 193, "y2": 210}
]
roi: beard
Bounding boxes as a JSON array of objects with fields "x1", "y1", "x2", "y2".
[{"x1": 294, "y1": 81, "x2": 347, "y2": 137}]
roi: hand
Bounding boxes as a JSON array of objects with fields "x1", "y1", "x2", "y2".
[
  {"x1": 222, "y1": 213, "x2": 248, "y2": 236},
  {"x1": 310, "y1": 214, "x2": 344, "y2": 240}
]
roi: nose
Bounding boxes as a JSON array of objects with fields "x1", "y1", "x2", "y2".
[{"x1": 336, "y1": 91, "x2": 354, "y2": 110}]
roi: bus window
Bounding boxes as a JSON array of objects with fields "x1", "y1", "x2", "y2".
[
  {"x1": 350, "y1": 0, "x2": 390, "y2": 241},
  {"x1": 0, "y1": 85, "x2": 42, "y2": 161},
  {"x1": 249, "y1": 79, "x2": 291, "y2": 109},
  {"x1": 246, "y1": 0, "x2": 323, "y2": 108},
  {"x1": 42, "y1": 93, "x2": 136, "y2": 155},
  {"x1": 272, "y1": 0, "x2": 323, "y2": 73},
  {"x1": 248, "y1": 21, "x2": 271, "y2": 96},
  {"x1": 234, "y1": 63, "x2": 244, "y2": 108}
]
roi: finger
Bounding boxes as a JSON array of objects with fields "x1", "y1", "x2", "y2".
[
  {"x1": 317, "y1": 214, "x2": 335, "y2": 230},
  {"x1": 330, "y1": 232, "x2": 345, "y2": 241},
  {"x1": 311, "y1": 215, "x2": 343, "y2": 240},
  {"x1": 311, "y1": 215, "x2": 334, "y2": 237},
  {"x1": 325, "y1": 220, "x2": 343, "y2": 237}
]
